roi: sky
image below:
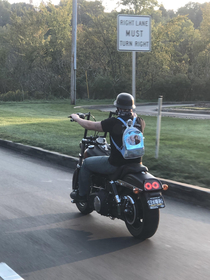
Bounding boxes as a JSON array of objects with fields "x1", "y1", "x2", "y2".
[{"x1": 7, "y1": 0, "x2": 209, "y2": 12}]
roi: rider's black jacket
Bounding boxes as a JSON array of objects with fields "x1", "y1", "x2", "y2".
[{"x1": 101, "y1": 114, "x2": 145, "y2": 166}]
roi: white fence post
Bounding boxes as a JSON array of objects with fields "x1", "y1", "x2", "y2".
[{"x1": 155, "y1": 96, "x2": 163, "y2": 159}]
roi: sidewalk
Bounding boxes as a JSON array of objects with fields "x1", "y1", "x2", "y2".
[{"x1": 1, "y1": 138, "x2": 210, "y2": 210}]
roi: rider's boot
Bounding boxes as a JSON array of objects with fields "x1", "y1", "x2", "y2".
[{"x1": 70, "y1": 190, "x2": 87, "y2": 202}]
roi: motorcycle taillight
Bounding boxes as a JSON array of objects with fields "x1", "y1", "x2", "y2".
[{"x1": 144, "y1": 180, "x2": 162, "y2": 191}]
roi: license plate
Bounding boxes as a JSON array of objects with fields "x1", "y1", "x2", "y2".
[{"x1": 147, "y1": 196, "x2": 165, "y2": 210}]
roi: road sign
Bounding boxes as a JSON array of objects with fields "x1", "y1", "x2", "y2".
[{"x1": 117, "y1": 14, "x2": 151, "y2": 52}]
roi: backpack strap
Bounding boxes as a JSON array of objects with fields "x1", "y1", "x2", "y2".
[
  {"x1": 110, "y1": 117, "x2": 125, "y2": 152},
  {"x1": 117, "y1": 117, "x2": 127, "y2": 127},
  {"x1": 132, "y1": 116, "x2": 137, "y2": 126},
  {"x1": 111, "y1": 136, "x2": 124, "y2": 153},
  {"x1": 111, "y1": 115, "x2": 138, "y2": 152},
  {"x1": 118, "y1": 116, "x2": 137, "y2": 127}
]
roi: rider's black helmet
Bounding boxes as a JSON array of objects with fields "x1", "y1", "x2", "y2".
[{"x1": 114, "y1": 93, "x2": 136, "y2": 109}]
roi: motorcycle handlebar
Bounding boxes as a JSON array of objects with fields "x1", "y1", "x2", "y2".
[
  {"x1": 68, "y1": 110, "x2": 117, "y2": 138},
  {"x1": 82, "y1": 138, "x2": 96, "y2": 145},
  {"x1": 68, "y1": 112, "x2": 89, "y2": 122},
  {"x1": 68, "y1": 111, "x2": 117, "y2": 122}
]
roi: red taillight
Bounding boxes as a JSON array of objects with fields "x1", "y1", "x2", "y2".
[
  {"x1": 145, "y1": 182, "x2": 153, "y2": 190},
  {"x1": 152, "y1": 181, "x2": 160, "y2": 189},
  {"x1": 144, "y1": 180, "x2": 161, "y2": 191}
]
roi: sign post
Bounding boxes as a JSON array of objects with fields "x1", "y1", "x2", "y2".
[
  {"x1": 71, "y1": 0, "x2": 77, "y2": 105},
  {"x1": 117, "y1": 15, "x2": 151, "y2": 100},
  {"x1": 132, "y1": 51, "x2": 136, "y2": 100}
]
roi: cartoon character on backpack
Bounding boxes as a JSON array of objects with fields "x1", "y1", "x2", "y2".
[{"x1": 127, "y1": 134, "x2": 141, "y2": 145}]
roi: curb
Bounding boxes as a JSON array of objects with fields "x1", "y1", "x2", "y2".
[
  {"x1": 158, "y1": 178, "x2": 210, "y2": 209},
  {"x1": 0, "y1": 139, "x2": 78, "y2": 170},
  {"x1": 161, "y1": 109, "x2": 210, "y2": 115},
  {"x1": 0, "y1": 138, "x2": 209, "y2": 210}
]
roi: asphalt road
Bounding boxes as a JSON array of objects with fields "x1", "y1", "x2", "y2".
[
  {"x1": 0, "y1": 147, "x2": 210, "y2": 280},
  {"x1": 99, "y1": 103, "x2": 210, "y2": 119}
]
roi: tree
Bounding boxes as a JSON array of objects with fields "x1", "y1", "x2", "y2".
[
  {"x1": 0, "y1": 0, "x2": 11, "y2": 26},
  {"x1": 200, "y1": 2, "x2": 210, "y2": 41},
  {"x1": 120, "y1": 0, "x2": 159, "y2": 14},
  {"x1": 1, "y1": 0, "x2": 210, "y2": 101},
  {"x1": 0, "y1": 25, "x2": 10, "y2": 93},
  {"x1": 77, "y1": 0, "x2": 104, "y2": 26},
  {"x1": 177, "y1": 2, "x2": 203, "y2": 28},
  {"x1": 77, "y1": 11, "x2": 122, "y2": 98},
  {"x1": 158, "y1": 5, "x2": 176, "y2": 21},
  {"x1": 195, "y1": 3, "x2": 210, "y2": 86},
  {"x1": 137, "y1": 16, "x2": 200, "y2": 100},
  {"x1": 4, "y1": 0, "x2": 72, "y2": 97}
]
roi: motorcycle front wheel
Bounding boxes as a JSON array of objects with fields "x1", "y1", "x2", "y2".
[
  {"x1": 76, "y1": 201, "x2": 93, "y2": 215},
  {"x1": 72, "y1": 169, "x2": 93, "y2": 215},
  {"x1": 124, "y1": 192, "x2": 159, "y2": 240}
]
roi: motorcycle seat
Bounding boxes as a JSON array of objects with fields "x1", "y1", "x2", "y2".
[{"x1": 108, "y1": 163, "x2": 148, "y2": 181}]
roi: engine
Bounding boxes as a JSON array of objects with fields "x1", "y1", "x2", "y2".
[{"x1": 93, "y1": 189, "x2": 110, "y2": 216}]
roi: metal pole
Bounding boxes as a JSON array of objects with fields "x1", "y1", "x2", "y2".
[
  {"x1": 71, "y1": 0, "x2": 77, "y2": 105},
  {"x1": 132, "y1": 51, "x2": 136, "y2": 102},
  {"x1": 85, "y1": 70, "x2": 89, "y2": 99},
  {"x1": 155, "y1": 96, "x2": 163, "y2": 159}
]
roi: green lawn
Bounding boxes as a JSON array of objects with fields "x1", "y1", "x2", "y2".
[{"x1": 0, "y1": 100, "x2": 209, "y2": 189}]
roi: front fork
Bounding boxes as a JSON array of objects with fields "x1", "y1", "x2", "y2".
[{"x1": 72, "y1": 142, "x2": 86, "y2": 191}]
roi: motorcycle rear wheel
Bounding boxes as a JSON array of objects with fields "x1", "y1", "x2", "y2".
[{"x1": 124, "y1": 192, "x2": 159, "y2": 240}]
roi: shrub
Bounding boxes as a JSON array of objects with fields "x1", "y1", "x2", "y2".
[
  {"x1": 0, "y1": 90, "x2": 29, "y2": 101},
  {"x1": 76, "y1": 76, "x2": 88, "y2": 99},
  {"x1": 29, "y1": 91, "x2": 45, "y2": 99},
  {"x1": 145, "y1": 74, "x2": 191, "y2": 101},
  {"x1": 91, "y1": 76, "x2": 115, "y2": 99}
]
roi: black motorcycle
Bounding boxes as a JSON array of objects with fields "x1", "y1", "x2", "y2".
[{"x1": 69, "y1": 111, "x2": 168, "y2": 240}]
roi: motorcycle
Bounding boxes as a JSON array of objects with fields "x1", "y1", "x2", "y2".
[{"x1": 69, "y1": 111, "x2": 168, "y2": 240}]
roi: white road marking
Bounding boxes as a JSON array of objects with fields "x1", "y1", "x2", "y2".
[
  {"x1": 0, "y1": 263, "x2": 24, "y2": 280},
  {"x1": 41, "y1": 180, "x2": 52, "y2": 183},
  {"x1": 57, "y1": 178, "x2": 71, "y2": 182}
]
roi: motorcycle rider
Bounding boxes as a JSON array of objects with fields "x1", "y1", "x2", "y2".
[{"x1": 70, "y1": 92, "x2": 145, "y2": 202}]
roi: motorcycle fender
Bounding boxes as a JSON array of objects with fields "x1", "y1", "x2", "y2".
[
  {"x1": 122, "y1": 172, "x2": 156, "y2": 191},
  {"x1": 144, "y1": 191, "x2": 165, "y2": 210}
]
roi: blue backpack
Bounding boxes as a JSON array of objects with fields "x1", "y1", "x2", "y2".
[{"x1": 111, "y1": 116, "x2": 145, "y2": 159}]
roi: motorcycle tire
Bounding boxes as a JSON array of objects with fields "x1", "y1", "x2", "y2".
[
  {"x1": 123, "y1": 185, "x2": 159, "y2": 240},
  {"x1": 72, "y1": 169, "x2": 79, "y2": 190},
  {"x1": 76, "y1": 202, "x2": 93, "y2": 215},
  {"x1": 72, "y1": 170, "x2": 93, "y2": 215}
]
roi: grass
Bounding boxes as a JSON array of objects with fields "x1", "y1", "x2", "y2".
[
  {"x1": 0, "y1": 100, "x2": 209, "y2": 189},
  {"x1": 183, "y1": 107, "x2": 210, "y2": 111},
  {"x1": 143, "y1": 117, "x2": 210, "y2": 188}
]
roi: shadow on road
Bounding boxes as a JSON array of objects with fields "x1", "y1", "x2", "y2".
[{"x1": 0, "y1": 211, "x2": 152, "y2": 274}]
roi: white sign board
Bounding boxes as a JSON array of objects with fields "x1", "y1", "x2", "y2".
[{"x1": 117, "y1": 15, "x2": 151, "y2": 52}]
